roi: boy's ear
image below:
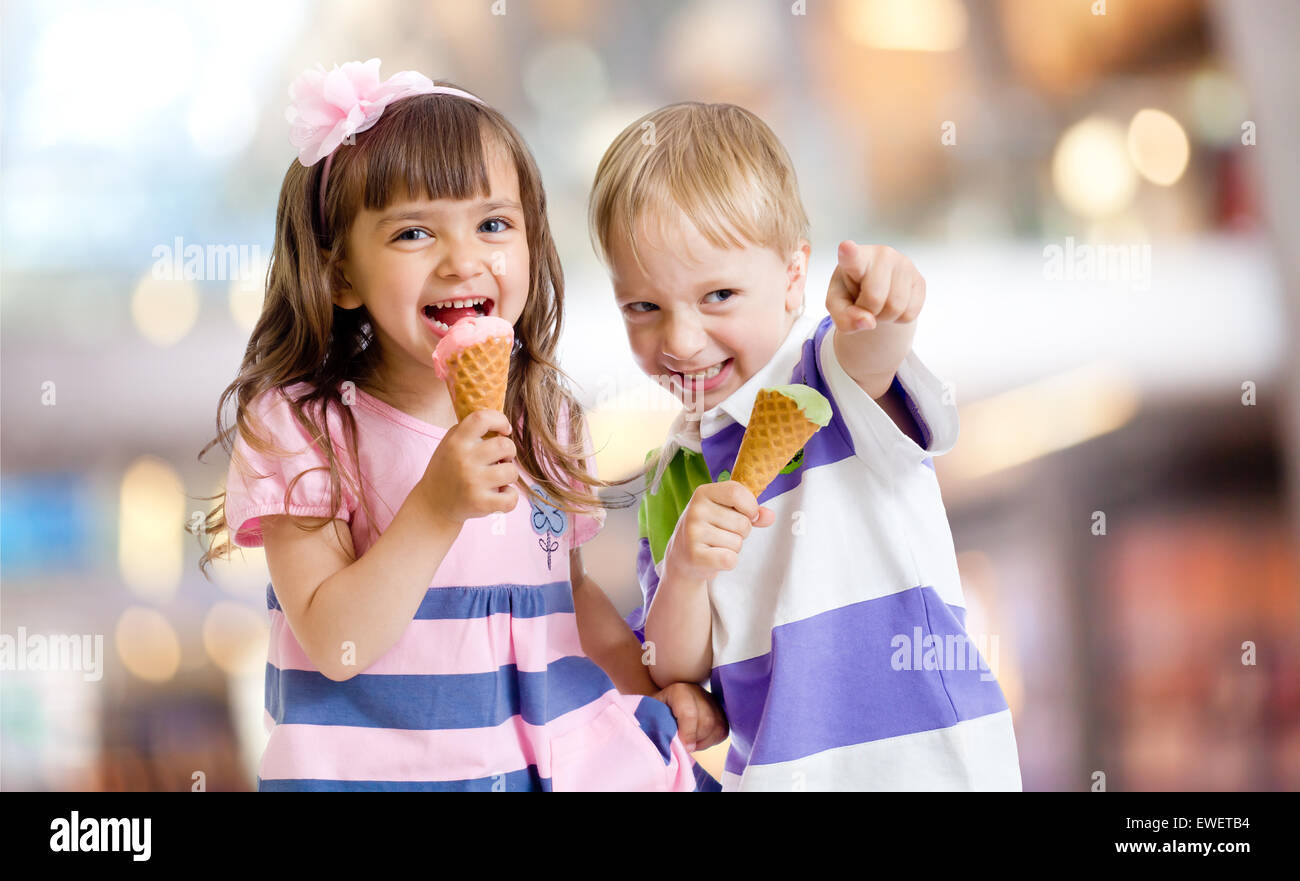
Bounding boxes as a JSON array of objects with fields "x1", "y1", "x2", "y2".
[{"x1": 785, "y1": 240, "x2": 811, "y2": 313}]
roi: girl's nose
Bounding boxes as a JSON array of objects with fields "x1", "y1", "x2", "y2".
[{"x1": 436, "y1": 236, "x2": 485, "y2": 279}]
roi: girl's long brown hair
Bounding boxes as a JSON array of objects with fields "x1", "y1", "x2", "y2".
[{"x1": 197, "y1": 84, "x2": 621, "y2": 577}]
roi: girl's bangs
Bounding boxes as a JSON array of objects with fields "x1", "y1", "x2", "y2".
[{"x1": 346, "y1": 94, "x2": 501, "y2": 213}]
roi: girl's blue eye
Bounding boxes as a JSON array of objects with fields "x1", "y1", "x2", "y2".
[
  {"x1": 704, "y1": 289, "x2": 735, "y2": 303},
  {"x1": 625, "y1": 302, "x2": 658, "y2": 313},
  {"x1": 396, "y1": 228, "x2": 430, "y2": 241},
  {"x1": 480, "y1": 217, "x2": 511, "y2": 234}
]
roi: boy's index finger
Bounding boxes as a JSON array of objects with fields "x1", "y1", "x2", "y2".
[
  {"x1": 829, "y1": 242, "x2": 877, "y2": 332},
  {"x1": 836, "y1": 240, "x2": 868, "y2": 284}
]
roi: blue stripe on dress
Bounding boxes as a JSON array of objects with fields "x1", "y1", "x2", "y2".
[
  {"x1": 258, "y1": 765, "x2": 549, "y2": 791},
  {"x1": 692, "y1": 761, "x2": 723, "y2": 792},
  {"x1": 632, "y1": 695, "x2": 677, "y2": 764},
  {"x1": 267, "y1": 581, "x2": 574, "y2": 619},
  {"x1": 711, "y1": 586, "x2": 1006, "y2": 768},
  {"x1": 266, "y1": 655, "x2": 617, "y2": 730}
]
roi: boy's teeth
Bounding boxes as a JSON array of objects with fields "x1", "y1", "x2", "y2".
[{"x1": 684, "y1": 362, "x2": 723, "y2": 380}]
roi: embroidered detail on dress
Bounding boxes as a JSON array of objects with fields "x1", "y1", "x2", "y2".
[{"x1": 528, "y1": 485, "x2": 567, "y2": 570}]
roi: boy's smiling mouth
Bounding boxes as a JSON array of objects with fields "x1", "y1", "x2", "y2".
[
  {"x1": 421, "y1": 296, "x2": 493, "y2": 334},
  {"x1": 667, "y1": 357, "x2": 734, "y2": 392}
]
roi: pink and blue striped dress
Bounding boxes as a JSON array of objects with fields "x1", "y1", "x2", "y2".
[{"x1": 225, "y1": 382, "x2": 705, "y2": 791}]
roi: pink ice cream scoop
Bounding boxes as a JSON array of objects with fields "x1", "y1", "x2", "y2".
[
  {"x1": 432, "y1": 315, "x2": 515, "y2": 380},
  {"x1": 432, "y1": 316, "x2": 515, "y2": 435}
]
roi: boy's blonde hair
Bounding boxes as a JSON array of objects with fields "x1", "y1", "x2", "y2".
[{"x1": 589, "y1": 102, "x2": 810, "y2": 272}]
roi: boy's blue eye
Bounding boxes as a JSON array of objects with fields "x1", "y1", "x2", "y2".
[
  {"x1": 704, "y1": 289, "x2": 735, "y2": 303},
  {"x1": 625, "y1": 302, "x2": 658, "y2": 313},
  {"x1": 395, "y1": 228, "x2": 430, "y2": 241},
  {"x1": 480, "y1": 217, "x2": 511, "y2": 234}
]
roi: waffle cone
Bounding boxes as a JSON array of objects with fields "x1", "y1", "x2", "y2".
[
  {"x1": 730, "y1": 389, "x2": 822, "y2": 497},
  {"x1": 442, "y1": 335, "x2": 511, "y2": 435}
]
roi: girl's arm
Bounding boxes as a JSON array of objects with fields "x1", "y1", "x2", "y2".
[
  {"x1": 262, "y1": 408, "x2": 517, "y2": 681},
  {"x1": 262, "y1": 495, "x2": 461, "y2": 682},
  {"x1": 569, "y1": 547, "x2": 659, "y2": 697},
  {"x1": 572, "y1": 547, "x2": 730, "y2": 751}
]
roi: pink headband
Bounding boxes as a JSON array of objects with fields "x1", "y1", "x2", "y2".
[{"x1": 285, "y1": 59, "x2": 485, "y2": 227}]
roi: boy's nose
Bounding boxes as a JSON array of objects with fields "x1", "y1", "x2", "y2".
[{"x1": 661, "y1": 312, "x2": 706, "y2": 361}]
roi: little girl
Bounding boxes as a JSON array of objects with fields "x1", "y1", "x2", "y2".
[{"x1": 197, "y1": 60, "x2": 723, "y2": 791}]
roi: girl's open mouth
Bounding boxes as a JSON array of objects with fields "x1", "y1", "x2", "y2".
[{"x1": 421, "y1": 297, "x2": 493, "y2": 334}]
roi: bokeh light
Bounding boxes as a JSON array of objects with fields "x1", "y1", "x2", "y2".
[
  {"x1": 228, "y1": 255, "x2": 268, "y2": 333},
  {"x1": 131, "y1": 275, "x2": 200, "y2": 348},
  {"x1": 202, "y1": 602, "x2": 268, "y2": 675},
  {"x1": 1187, "y1": 68, "x2": 1249, "y2": 145},
  {"x1": 944, "y1": 364, "x2": 1142, "y2": 482},
  {"x1": 1127, "y1": 108, "x2": 1191, "y2": 187},
  {"x1": 118, "y1": 456, "x2": 185, "y2": 602},
  {"x1": 115, "y1": 607, "x2": 182, "y2": 683},
  {"x1": 1051, "y1": 116, "x2": 1137, "y2": 219},
  {"x1": 837, "y1": 0, "x2": 969, "y2": 52}
]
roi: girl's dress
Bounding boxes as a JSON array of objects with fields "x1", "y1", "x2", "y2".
[{"x1": 224, "y1": 382, "x2": 702, "y2": 791}]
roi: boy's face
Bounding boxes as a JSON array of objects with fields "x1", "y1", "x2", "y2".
[{"x1": 608, "y1": 208, "x2": 809, "y2": 413}]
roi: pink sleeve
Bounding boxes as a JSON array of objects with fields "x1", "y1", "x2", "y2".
[
  {"x1": 223, "y1": 387, "x2": 358, "y2": 548},
  {"x1": 561, "y1": 406, "x2": 605, "y2": 550}
]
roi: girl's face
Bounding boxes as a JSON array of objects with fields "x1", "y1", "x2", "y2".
[{"x1": 335, "y1": 143, "x2": 530, "y2": 384}]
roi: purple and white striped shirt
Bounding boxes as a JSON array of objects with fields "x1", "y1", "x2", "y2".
[{"x1": 629, "y1": 315, "x2": 1022, "y2": 790}]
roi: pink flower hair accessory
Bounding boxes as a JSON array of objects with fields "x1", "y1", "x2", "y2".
[{"x1": 284, "y1": 58, "x2": 485, "y2": 224}]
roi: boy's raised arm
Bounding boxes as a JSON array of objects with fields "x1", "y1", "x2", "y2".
[{"x1": 827, "y1": 241, "x2": 926, "y2": 404}]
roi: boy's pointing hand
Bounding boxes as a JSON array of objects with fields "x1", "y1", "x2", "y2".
[{"x1": 826, "y1": 241, "x2": 926, "y2": 334}]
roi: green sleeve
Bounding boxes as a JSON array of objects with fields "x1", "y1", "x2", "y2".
[{"x1": 637, "y1": 446, "x2": 714, "y2": 566}]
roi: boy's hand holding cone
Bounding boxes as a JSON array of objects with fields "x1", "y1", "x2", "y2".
[{"x1": 663, "y1": 383, "x2": 830, "y2": 586}]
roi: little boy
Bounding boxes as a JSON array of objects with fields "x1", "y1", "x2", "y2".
[{"x1": 588, "y1": 103, "x2": 1022, "y2": 791}]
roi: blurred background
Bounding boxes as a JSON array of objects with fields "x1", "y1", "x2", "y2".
[{"x1": 3, "y1": 0, "x2": 1297, "y2": 791}]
